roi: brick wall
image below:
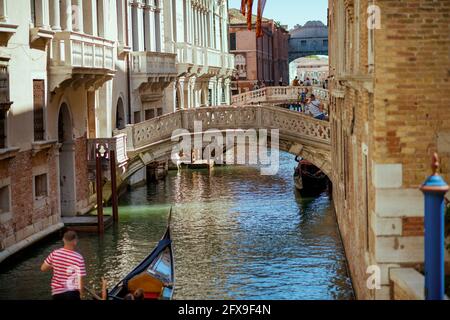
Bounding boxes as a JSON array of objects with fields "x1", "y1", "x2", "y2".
[
  {"x1": 373, "y1": 0, "x2": 450, "y2": 186},
  {"x1": 328, "y1": 0, "x2": 449, "y2": 300},
  {"x1": 0, "y1": 148, "x2": 59, "y2": 251}
]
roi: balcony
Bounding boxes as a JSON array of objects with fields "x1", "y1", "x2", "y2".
[
  {"x1": 130, "y1": 51, "x2": 177, "y2": 95},
  {"x1": 175, "y1": 43, "x2": 236, "y2": 77},
  {"x1": 49, "y1": 31, "x2": 115, "y2": 92}
]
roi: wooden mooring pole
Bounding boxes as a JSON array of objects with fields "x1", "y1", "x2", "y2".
[
  {"x1": 110, "y1": 149, "x2": 119, "y2": 223},
  {"x1": 95, "y1": 153, "x2": 104, "y2": 234}
]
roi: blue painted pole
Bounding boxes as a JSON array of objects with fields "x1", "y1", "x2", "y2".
[{"x1": 420, "y1": 153, "x2": 449, "y2": 300}]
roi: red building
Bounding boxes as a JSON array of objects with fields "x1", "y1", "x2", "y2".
[{"x1": 229, "y1": 8, "x2": 289, "y2": 94}]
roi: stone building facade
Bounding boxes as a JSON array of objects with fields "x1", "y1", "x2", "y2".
[
  {"x1": 288, "y1": 21, "x2": 328, "y2": 62},
  {"x1": 0, "y1": 0, "x2": 234, "y2": 261},
  {"x1": 228, "y1": 8, "x2": 289, "y2": 94},
  {"x1": 328, "y1": 0, "x2": 450, "y2": 299}
]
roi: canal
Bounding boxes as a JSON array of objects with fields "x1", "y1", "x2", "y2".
[{"x1": 0, "y1": 152, "x2": 354, "y2": 300}]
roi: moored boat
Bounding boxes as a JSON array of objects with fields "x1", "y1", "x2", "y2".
[
  {"x1": 294, "y1": 157, "x2": 327, "y2": 194},
  {"x1": 108, "y1": 208, "x2": 175, "y2": 300}
]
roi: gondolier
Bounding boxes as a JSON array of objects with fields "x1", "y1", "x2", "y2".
[{"x1": 40, "y1": 230, "x2": 86, "y2": 300}]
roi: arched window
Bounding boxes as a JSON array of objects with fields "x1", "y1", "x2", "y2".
[{"x1": 116, "y1": 97, "x2": 126, "y2": 130}]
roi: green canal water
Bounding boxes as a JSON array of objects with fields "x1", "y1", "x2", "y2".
[{"x1": 0, "y1": 152, "x2": 354, "y2": 300}]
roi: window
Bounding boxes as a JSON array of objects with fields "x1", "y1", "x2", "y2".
[
  {"x1": 30, "y1": 0, "x2": 36, "y2": 25},
  {"x1": 208, "y1": 89, "x2": 212, "y2": 106},
  {"x1": 34, "y1": 173, "x2": 48, "y2": 199},
  {"x1": 229, "y1": 33, "x2": 236, "y2": 51},
  {"x1": 96, "y1": 0, "x2": 104, "y2": 37},
  {"x1": 154, "y1": 0, "x2": 161, "y2": 51},
  {"x1": 0, "y1": 108, "x2": 6, "y2": 148},
  {"x1": 134, "y1": 111, "x2": 141, "y2": 123},
  {"x1": 222, "y1": 88, "x2": 226, "y2": 104},
  {"x1": 33, "y1": 80, "x2": 45, "y2": 141},
  {"x1": 143, "y1": 5, "x2": 150, "y2": 51},
  {"x1": 323, "y1": 39, "x2": 328, "y2": 47},
  {"x1": 0, "y1": 63, "x2": 10, "y2": 149},
  {"x1": 131, "y1": 4, "x2": 139, "y2": 51},
  {"x1": 0, "y1": 185, "x2": 10, "y2": 214},
  {"x1": 301, "y1": 40, "x2": 307, "y2": 47},
  {"x1": 157, "y1": 108, "x2": 163, "y2": 116},
  {"x1": 145, "y1": 109, "x2": 155, "y2": 120}
]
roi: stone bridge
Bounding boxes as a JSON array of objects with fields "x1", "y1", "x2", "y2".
[
  {"x1": 92, "y1": 87, "x2": 332, "y2": 190},
  {"x1": 231, "y1": 86, "x2": 330, "y2": 110},
  {"x1": 112, "y1": 108, "x2": 330, "y2": 183}
]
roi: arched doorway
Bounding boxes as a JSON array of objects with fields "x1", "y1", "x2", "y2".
[
  {"x1": 116, "y1": 97, "x2": 126, "y2": 130},
  {"x1": 58, "y1": 103, "x2": 76, "y2": 217}
]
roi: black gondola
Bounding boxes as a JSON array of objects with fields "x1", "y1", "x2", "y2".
[
  {"x1": 108, "y1": 208, "x2": 174, "y2": 300},
  {"x1": 294, "y1": 157, "x2": 328, "y2": 194}
]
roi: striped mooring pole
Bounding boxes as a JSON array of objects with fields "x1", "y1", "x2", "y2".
[{"x1": 420, "y1": 153, "x2": 449, "y2": 300}]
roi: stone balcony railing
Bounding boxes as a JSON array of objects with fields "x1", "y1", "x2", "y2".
[
  {"x1": 175, "y1": 42, "x2": 235, "y2": 76},
  {"x1": 131, "y1": 51, "x2": 177, "y2": 75},
  {"x1": 130, "y1": 51, "x2": 177, "y2": 91},
  {"x1": 49, "y1": 31, "x2": 115, "y2": 92},
  {"x1": 50, "y1": 31, "x2": 114, "y2": 69}
]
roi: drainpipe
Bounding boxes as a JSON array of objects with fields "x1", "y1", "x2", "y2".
[{"x1": 125, "y1": 0, "x2": 132, "y2": 125}]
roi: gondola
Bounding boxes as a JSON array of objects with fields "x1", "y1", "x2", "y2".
[
  {"x1": 108, "y1": 207, "x2": 175, "y2": 300},
  {"x1": 294, "y1": 156, "x2": 328, "y2": 194}
]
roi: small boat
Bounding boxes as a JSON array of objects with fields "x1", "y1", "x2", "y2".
[
  {"x1": 294, "y1": 157, "x2": 327, "y2": 194},
  {"x1": 183, "y1": 159, "x2": 215, "y2": 170},
  {"x1": 108, "y1": 208, "x2": 175, "y2": 300}
]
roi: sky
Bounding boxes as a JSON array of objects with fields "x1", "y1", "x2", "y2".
[{"x1": 228, "y1": 0, "x2": 328, "y2": 30}]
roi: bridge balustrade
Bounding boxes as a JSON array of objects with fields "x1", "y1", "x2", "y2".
[
  {"x1": 115, "y1": 105, "x2": 331, "y2": 155},
  {"x1": 231, "y1": 86, "x2": 330, "y2": 113}
]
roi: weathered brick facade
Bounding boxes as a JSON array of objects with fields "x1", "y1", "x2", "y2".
[
  {"x1": 329, "y1": 0, "x2": 450, "y2": 299},
  {"x1": 0, "y1": 149, "x2": 60, "y2": 250}
]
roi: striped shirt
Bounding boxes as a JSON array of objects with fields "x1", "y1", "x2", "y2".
[{"x1": 44, "y1": 248, "x2": 87, "y2": 295}]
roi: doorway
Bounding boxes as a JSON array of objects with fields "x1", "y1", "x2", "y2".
[
  {"x1": 58, "y1": 103, "x2": 76, "y2": 217},
  {"x1": 116, "y1": 97, "x2": 126, "y2": 130}
]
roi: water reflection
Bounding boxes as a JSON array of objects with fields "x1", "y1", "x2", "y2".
[{"x1": 0, "y1": 152, "x2": 353, "y2": 300}]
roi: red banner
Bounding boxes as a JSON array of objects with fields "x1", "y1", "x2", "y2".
[
  {"x1": 256, "y1": 0, "x2": 267, "y2": 37},
  {"x1": 240, "y1": 0, "x2": 267, "y2": 37}
]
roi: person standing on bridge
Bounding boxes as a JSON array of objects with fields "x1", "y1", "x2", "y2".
[
  {"x1": 305, "y1": 94, "x2": 325, "y2": 120},
  {"x1": 40, "y1": 230, "x2": 87, "y2": 300},
  {"x1": 292, "y1": 76, "x2": 300, "y2": 87}
]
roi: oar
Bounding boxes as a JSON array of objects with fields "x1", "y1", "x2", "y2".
[{"x1": 84, "y1": 286, "x2": 103, "y2": 300}]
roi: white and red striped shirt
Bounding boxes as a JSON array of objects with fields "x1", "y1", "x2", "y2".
[{"x1": 44, "y1": 248, "x2": 87, "y2": 295}]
